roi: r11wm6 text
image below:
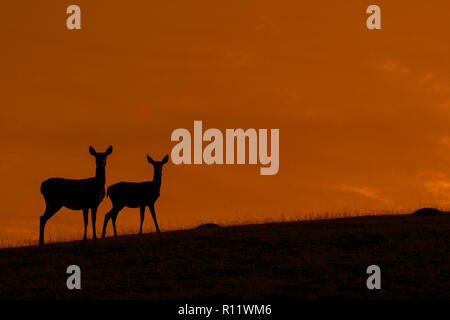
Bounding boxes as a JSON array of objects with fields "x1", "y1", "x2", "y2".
[{"x1": 178, "y1": 304, "x2": 272, "y2": 317}]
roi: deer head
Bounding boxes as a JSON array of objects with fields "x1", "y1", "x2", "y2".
[
  {"x1": 89, "y1": 146, "x2": 113, "y2": 168},
  {"x1": 147, "y1": 154, "x2": 169, "y2": 178}
]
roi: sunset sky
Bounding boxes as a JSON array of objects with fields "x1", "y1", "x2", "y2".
[{"x1": 1, "y1": 1, "x2": 450, "y2": 244}]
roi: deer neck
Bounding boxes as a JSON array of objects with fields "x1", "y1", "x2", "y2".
[
  {"x1": 95, "y1": 166, "x2": 106, "y2": 186},
  {"x1": 153, "y1": 171, "x2": 162, "y2": 190}
]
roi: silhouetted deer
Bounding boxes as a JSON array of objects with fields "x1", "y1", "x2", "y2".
[
  {"x1": 39, "y1": 146, "x2": 113, "y2": 245},
  {"x1": 101, "y1": 154, "x2": 168, "y2": 238}
]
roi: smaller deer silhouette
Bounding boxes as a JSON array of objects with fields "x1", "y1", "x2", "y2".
[
  {"x1": 102, "y1": 154, "x2": 169, "y2": 238},
  {"x1": 39, "y1": 146, "x2": 113, "y2": 245}
]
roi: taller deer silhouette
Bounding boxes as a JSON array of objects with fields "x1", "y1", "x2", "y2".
[
  {"x1": 39, "y1": 146, "x2": 113, "y2": 245},
  {"x1": 101, "y1": 154, "x2": 168, "y2": 238}
]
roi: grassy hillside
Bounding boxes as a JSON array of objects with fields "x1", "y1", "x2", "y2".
[{"x1": 0, "y1": 214, "x2": 449, "y2": 299}]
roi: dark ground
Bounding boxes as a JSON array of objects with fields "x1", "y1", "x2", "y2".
[{"x1": 0, "y1": 214, "x2": 449, "y2": 300}]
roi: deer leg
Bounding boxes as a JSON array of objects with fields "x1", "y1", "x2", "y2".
[
  {"x1": 83, "y1": 209, "x2": 89, "y2": 241},
  {"x1": 109, "y1": 205, "x2": 124, "y2": 237},
  {"x1": 102, "y1": 208, "x2": 114, "y2": 238},
  {"x1": 149, "y1": 204, "x2": 161, "y2": 233},
  {"x1": 139, "y1": 206, "x2": 145, "y2": 235},
  {"x1": 39, "y1": 203, "x2": 61, "y2": 246},
  {"x1": 91, "y1": 207, "x2": 97, "y2": 240},
  {"x1": 112, "y1": 211, "x2": 119, "y2": 237}
]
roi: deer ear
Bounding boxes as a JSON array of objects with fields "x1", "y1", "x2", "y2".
[
  {"x1": 147, "y1": 155, "x2": 154, "y2": 164},
  {"x1": 89, "y1": 146, "x2": 96, "y2": 156},
  {"x1": 162, "y1": 154, "x2": 169, "y2": 164},
  {"x1": 105, "y1": 146, "x2": 113, "y2": 155}
]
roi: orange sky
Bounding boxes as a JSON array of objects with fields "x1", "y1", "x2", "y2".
[{"x1": 1, "y1": 1, "x2": 450, "y2": 245}]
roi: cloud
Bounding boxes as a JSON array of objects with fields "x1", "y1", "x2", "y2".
[
  {"x1": 377, "y1": 60, "x2": 409, "y2": 74},
  {"x1": 422, "y1": 172, "x2": 450, "y2": 199},
  {"x1": 337, "y1": 184, "x2": 388, "y2": 203},
  {"x1": 375, "y1": 59, "x2": 450, "y2": 95}
]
